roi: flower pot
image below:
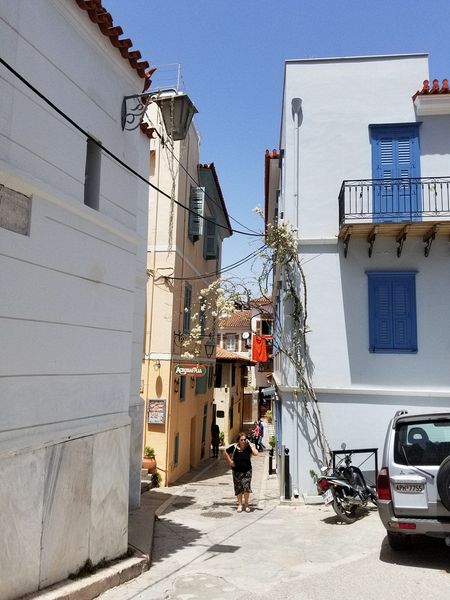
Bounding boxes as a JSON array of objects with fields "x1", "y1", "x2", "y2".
[{"x1": 142, "y1": 457, "x2": 157, "y2": 474}]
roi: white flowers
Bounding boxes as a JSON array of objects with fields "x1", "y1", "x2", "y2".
[{"x1": 180, "y1": 278, "x2": 237, "y2": 357}]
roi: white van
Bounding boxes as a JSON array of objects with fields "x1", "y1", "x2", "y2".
[{"x1": 377, "y1": 410, "x2": 450, "y2": 550}]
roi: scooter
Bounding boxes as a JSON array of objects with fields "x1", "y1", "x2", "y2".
[{"x1": 317, "y1": 451, "x2": 377, "y2": 523}]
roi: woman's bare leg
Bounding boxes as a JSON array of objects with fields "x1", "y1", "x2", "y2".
[
  {"x1": 237, "y1": 493, "x2": 243, "y2": 508},
  {"x1": 243, "y1": 492, "x2": 250, "y2": 508}
]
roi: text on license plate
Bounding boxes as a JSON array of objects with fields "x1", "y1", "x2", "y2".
[
  {"x1": 395, "y1": 483, "x2": 424, "y2": 493},
  {"x1": 322, "y1": 489, "x2": 334, "y2": 504}
]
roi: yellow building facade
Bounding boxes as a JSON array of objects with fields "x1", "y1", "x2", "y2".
[{"x1": 142, "y1": 105, "x2": 231, "y2": 485}]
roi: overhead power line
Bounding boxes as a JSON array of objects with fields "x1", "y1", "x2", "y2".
[
  {"x1": 159, "y1": 142, "x2": 261, "y2": 235},
  {"x1": 165, "y1": 244, "x2": 267, "y2": 281},
  {"x1": 0, "y1": 57, "x2": 262, "y2": 238}
]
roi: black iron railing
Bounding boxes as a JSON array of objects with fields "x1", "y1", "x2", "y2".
[{"x1": 339, "y1": 177, "x2": 450, "y2": 226}]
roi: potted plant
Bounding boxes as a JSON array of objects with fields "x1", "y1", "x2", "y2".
[
  {"x1": 151, "y1": 471, "x2": 162, "y2": 489},
  {"x1": 219, "y1": 431, "x2": 225, "y2": 446},
  {"x1": 142, "y1": 447, "x2": 157, "y2": 474}
]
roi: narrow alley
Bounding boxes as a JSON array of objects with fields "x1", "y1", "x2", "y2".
[{"x1": 100, "y1": 452, "x2": 450, "y2": 600}]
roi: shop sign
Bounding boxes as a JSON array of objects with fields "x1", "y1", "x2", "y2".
[{"x1": 174, "y1": 364, "x2": 207, "y2": 377}]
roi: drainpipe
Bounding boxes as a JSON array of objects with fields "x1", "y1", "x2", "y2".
[
  {"x1": 291, "y1": 97, "x2": 303, "y2": 234},
  {"x1": 291, "y1": 98, "x2": 303, "y2": 497}
]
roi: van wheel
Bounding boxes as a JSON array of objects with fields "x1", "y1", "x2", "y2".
[
  {"x1": 387, "y1": 532, "x2": 411, "y2": 551},
  {"x1": 437, "y1": 456, "x2": 450, "y2": 511}
]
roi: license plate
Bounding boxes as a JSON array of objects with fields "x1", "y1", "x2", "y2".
[
  {"x1": 395, "y1": 483, "x2": 424, "y2": 493},
  {"x1": 322, "y1": 489, "x2": 334, "y2": 504}
]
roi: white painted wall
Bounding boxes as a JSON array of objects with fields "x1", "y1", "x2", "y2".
[
  {"x1": 281, "y1": 54, "x2": 428, "y2": 236},
  {"x1": 276, "y1": 54, "x2": 450, "y2": 496},
  {"x1": 0, "y1": 1, "x2": 148, "y2": 596}
]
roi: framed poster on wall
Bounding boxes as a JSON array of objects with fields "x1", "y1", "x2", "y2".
[{"x1": 147, "y1": 399, "x2": 166, "y2": 424}]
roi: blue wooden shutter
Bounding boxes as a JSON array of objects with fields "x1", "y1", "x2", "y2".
[
  {"x1": 392, "y1": 276, "x2": 416, "y2": 351},
  {"x1": 370, "y1": 277, "x2": 393, "y2": 350},
  {"x1": 195, "y1": 374, "x2": 207, "y2": 394},
  {"x1": 180, "y1": 376, "x2": 186, "y2": 400},
  {"x1": 368, "y1": 273, "x2": 417, "y2": 353},
  {"x1": 174, "y1": 433, "x2": 179, "y2": 465},
  {"x1": 188, "y1": 186, "x2": 205, "y2": 240},
  {"x1": 183, "y1": 283, "x2": 192, "y2": 333},
  {"x1": 203, "y1": 218, "x2": 217, "y2": 259}
]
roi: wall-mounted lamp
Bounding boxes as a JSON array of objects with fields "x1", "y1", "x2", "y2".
[
  {"x1": 174, "y1": 377, "x2": 180, "y2": 393},
  {"x1": 121, "y1": 88, "x2": 198, "y2": 141},
  {"x1": 190, "y1": 376, "x2": 195, "y2": 389},
  {"x1": 153, "y1": 359, "x2": 161, "y2": 371},
  {"x1": 204, "y1": 333, "x2": 215, "y2": 359}
]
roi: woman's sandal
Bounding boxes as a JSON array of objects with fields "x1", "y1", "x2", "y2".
[
  {"x1": 244, "y1": 506, "x2": 251, "y2": 513},
  {"x1": 237, "y1": 505, "x2": 242, "y2": 513}
]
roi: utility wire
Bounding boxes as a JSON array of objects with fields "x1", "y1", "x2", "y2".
[
  {"x1": 0, "y1": 57, "x2": 262, "y2": 238},
  {"x1": 164, "y1": 244, "x2": 267, "y2": 281},
  {"x1": 156, "y1": 136, "x2": 261, "y2": 235}
]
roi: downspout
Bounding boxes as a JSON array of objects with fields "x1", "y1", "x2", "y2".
[{"x1": 291, "y1": 97, "x2": 303, "y2": 497}]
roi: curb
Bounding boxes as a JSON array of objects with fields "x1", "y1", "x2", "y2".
[{"x1": 21, "y1": 556, "x2": 148, "y2": 600}]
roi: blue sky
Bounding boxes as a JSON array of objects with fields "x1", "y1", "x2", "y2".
[{"x1": 105, "y1": 0, "x2": 450, "y2": 283}]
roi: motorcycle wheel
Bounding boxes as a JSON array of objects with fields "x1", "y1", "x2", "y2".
[{"x1": 332, "y1": 491, "x2": 358, "y2": 524}]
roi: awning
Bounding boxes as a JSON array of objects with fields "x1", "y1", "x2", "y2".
[{"x1": 262, "y1": 386, "x2": 275, "y2": 397}]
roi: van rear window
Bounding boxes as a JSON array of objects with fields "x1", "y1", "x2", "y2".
[{"x1": 394, "y1": 420, "x2": 450, "y2": 466}]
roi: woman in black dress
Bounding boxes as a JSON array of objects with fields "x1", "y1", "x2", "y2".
[{"x1": 225, "y1": 432, "x2": 259, "y2": 512}]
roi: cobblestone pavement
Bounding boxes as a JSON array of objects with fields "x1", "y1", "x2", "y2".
[{"x1": 100, "y1": 450, "x2": 450, "y2": 600}]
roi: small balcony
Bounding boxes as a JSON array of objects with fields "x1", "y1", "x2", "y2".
[{"x1": 338, "y1": 177, "x2": 450, "y2": 257}]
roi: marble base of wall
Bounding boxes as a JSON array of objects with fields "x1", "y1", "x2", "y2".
[
  {"x1": 128, "y1": 398, "x2": 145, "y2": 510},
  {"x1": 0, "y1": 426, "x2": 130, "y2": 600}
]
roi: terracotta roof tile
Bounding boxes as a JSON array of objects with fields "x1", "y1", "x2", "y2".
[
  {"x1": 413, "y1": 79, "x2": 450, "y2": 101},
  {"x1": 216, "y1": 347, "x2": 256, "y2": 364},
  {"x1": 250, "y1": 296, "x2": 273, "y2": 308},
  {"x1": 74, "y1": 0, "x2": 156, "y2": 91},
  {"x1": 218, "y1": 310, "x2": 252, "y2": 329}
]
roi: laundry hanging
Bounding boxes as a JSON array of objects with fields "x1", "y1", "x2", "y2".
[{"x1": 252, "y1": 335, "x2": 268, "y2": 363}]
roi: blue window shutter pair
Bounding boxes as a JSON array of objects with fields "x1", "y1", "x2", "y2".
[
  {"x1": 370, "y1": 124, "x2": 421, "y2": 222},
  {"x1": 368, "y1": 273, "x2": 417, "y2": 353},
  {"x1": 188, "y1": 186, "x2": 205, "y2": 240}
]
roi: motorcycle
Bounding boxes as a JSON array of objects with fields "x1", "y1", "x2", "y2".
[{"x1": 316, "y1": 450, "x2": 377, "y2": 523}]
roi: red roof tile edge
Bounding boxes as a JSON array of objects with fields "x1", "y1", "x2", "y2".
[
  {"x1": 412, "y1": 79, "x2": 450, "y2": 101},
  {"x1": 216, "y1": 347, "x2": 256, "y2": 364},
  {"x1": 74, "y1": 0, "x2": 156, "y2": 92},
  {"x1": 199, "y1": 163, "x2": 233, "y2": 234}
]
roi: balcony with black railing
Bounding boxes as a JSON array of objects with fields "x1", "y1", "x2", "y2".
[{"x1": 338, "y1": 177, "x2": 450, "y2": 257}]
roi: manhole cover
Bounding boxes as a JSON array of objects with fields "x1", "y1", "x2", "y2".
[{"x1": 200, "y1": 511, "x2": 232, "y2": 519}]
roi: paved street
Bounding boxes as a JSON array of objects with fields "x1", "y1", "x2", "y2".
[{"x1": 101, "y1": 451, "x2": 450, "y2": 600}]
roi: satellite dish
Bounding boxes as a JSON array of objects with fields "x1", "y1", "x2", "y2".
[{"x1": 242, "y1": 332, "x2": 250, "y2": 340}]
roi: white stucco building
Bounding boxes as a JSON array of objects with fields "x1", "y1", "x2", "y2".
[
  {"x1": 0, "y1": 1, "x2": 151, "y2": 596},
  {"x1": 271, "y1": 53, "x2": 450, "y2": 497}
]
